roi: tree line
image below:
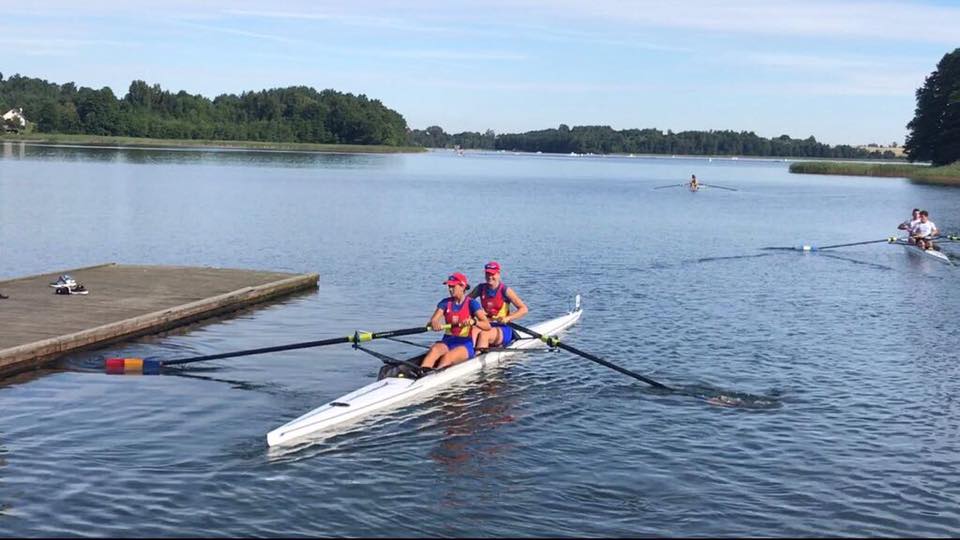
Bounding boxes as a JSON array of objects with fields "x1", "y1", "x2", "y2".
[
  {"x1": 4, "y1": 53, "x2": 958, "y2": 165},
  {"x1": 0, "y1": 73, "x2": 409, "y2": 145},
  {"x1": 412, "y1": 46, "x2": 960, "y2": 164},
  {"x1": 409, "y1": 125, "x2": 900, "y2": 159}
]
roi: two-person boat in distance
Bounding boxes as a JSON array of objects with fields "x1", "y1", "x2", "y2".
[{"x1": 761, "y1": 236, "x2": 956, "y2": 266}]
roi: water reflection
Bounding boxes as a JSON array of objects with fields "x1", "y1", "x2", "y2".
[
  {"x1": 0, "y1": 443, "x2": 7, "y2": 517},
  {"x1": 2, "y1": 141, "x2": 25, "y2": 159},
  {"x1": 1, "y1": 142, "x2": 402, "y2": 169},
  {"x1": 429, "y1": 375, "x2": 518, "y2": 475}
]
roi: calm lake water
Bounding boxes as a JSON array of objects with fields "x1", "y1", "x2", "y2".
[{"x1": 1, "y1": 142, "x2": 959, "y2": 537}]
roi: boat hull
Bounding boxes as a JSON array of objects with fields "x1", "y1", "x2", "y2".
[
  {"x1": 266, "y1": 299, "x2": 583, "y2": 447},
  {"x1": 895, "y1": 239, "x2": 951, "y2": 265}
]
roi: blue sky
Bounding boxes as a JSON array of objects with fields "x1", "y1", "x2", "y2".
[{"x1": 2, "y1": 0, "x2": 958, "y2": 146}]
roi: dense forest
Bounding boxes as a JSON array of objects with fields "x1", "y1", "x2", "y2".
[
  {"x1": 408, "y1": 125, "x2": 899, "y2": 159},
  {"x1": 0, "y1": 73, "x2": 410, "y2": 145}
]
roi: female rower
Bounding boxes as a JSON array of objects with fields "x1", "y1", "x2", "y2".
[
  {"x1": 421, "y1": 272, "x2": 491, "y2": 371},
  {"x1": 469, "y1": 261, "x2": 528, "y2": 350},
  {"x1": 689, "y1": 174, "x2": 700, "y2": 191}
]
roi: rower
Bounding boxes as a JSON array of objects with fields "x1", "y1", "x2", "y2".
[
  {"x1": 911, "y1": 210, "x2": 940, "y2": 251},
  {"x1": 421, "y1": 272, "x2": 491, "y2": 371},
  {"x1": 469, "y1": 261, "x2": 528, "y2": 351},
  {"x1": 689, "y1": 174, "x2": 699, "y2": 191},
  {"x1": 898, "y1": 208, "x2": 921, "y2": 235}
]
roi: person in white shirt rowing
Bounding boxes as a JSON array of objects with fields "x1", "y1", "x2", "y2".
[
  {"x1": 898, "y1": 208, "x2": 921, "y2": 235},
  {"x1": 910, "y1": 210, "x2": 940, "y2": 251}
]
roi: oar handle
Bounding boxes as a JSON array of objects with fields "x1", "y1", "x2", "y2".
[
  {"x1": 506, "y1": 322, "x2": 672, "y2": 390},
  {"x1": 354, "y1": 324, "x2": 447, "y2": 343}
]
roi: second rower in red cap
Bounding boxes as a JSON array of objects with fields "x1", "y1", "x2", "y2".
[
  {"x1": 421, "y1": 272, "x2": 492, "y2": 371},
  {"x1": 469, "y1": 261, "x2": 528, "y2": 350}
]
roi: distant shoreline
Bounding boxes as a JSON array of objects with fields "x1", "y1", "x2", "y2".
[
  {"x1": 789, "y1": 161, "x2": 960, "y2": 186},
  {"x1": 452, "y1": 148, "x2": 910, "y2": 165},
  {"x1": 0, "y1": 133, "x2": 426, "y2": 154}
]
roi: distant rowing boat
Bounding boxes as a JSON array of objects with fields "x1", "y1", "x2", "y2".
[
  {"x1": 266, "y1": 296, "x2": 583, "y2": 447},
  {"x1": 893, "y1": 239, "x2": 952, "y2": 265},
  {"x1": 653, "y1": 183, "x2": 738, "y2": 192}
]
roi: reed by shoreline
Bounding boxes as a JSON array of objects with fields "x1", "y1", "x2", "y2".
[
  {"x1": 789, "y1": 160, "x2": 960, "y2": 186},
  {"x1": 0, "y1": 133, "x2": 426, "y2": 154}
]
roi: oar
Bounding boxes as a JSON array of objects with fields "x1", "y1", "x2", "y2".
[
  {"x1": 653, "y1": 184, "x2": 684, "y2": 190},
  {"x1": 701, "y1": 183, "x2": 738, "y2": 191},
  {"x1": 164, "y1": 325, "x2": 445, "y2": 366},
  {"x1": 506, "y1": 321, "x2": 673, "y2": 390},
  {"x1": 761, "y1": 237, "x2": 899, "y2": 251}
]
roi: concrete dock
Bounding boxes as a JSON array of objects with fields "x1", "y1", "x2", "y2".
[{"x1": 0, "y1": 263, "x2": 318, "y2": 379}]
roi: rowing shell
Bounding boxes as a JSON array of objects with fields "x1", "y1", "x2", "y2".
[
  {"x1": 266, "y1": 296, "x2": 584, "y2": 447},
  {"x1": 894, "y1": 239, "x2": 952, "y2": 265}
]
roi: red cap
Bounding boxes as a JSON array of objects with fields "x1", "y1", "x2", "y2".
[
  {"x1": 443, "y1": 272, "x2": 469, "y2": 287},
  {"x1": 484, "y1": 261, "x2": 501, "y2": 274}
]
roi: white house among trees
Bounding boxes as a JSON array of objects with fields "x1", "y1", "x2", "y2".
[{"x1": 3, "y1": 107, "x2": 28, "y2": 132}]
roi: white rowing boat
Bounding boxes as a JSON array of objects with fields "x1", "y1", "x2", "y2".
[
  {"x1": 893, "y1": 239, "x2": 952, "y2": 265},
  {"x1": 266, "y1": 296, "x2": 584, "y2": 447}
]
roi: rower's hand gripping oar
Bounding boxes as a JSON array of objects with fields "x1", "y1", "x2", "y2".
[
  {"x1": 506, "y1": 321, "x2": 673, "y2": 390},
  {"x1": 105, "y1": 325, "x2": 447, "y2": 373}
]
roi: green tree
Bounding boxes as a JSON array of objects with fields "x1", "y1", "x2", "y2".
[
  {"x1": 4, "y1": 116, "x2": 22, "y2": 133},
  {"x1": 905, "y1": 48, "x2": 960, "y2": 165}
]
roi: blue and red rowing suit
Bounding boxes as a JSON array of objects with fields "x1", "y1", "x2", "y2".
[
  {"x1": 477, "y1": 282, "x2": 514, "y2": 345},
  {"x1": 437, "y1": 296, "x2": 483, "y2": 358}
]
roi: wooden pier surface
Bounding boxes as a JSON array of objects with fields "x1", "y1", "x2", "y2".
[{"x1": 0, "y1": 263, "x2": 318, "y2": 379}]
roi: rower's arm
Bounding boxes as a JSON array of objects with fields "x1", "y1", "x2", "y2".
[
  {"x1": 471, "y1": 308, "x2": 492, "y2": 331},
  {"x1": 503, "y1": 288, "x2": 528, "y2": 323},
  {"x1": 467, "y1": 285, "x2": 481, "y2": 299},
  {"x1": 428, "y1": 308, "x2": 445, "y2": 331}
]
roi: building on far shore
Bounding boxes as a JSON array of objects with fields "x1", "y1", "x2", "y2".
[
  {"x1": 2, "y1": 108, "x2": 28, "y2": 132},
  {"x1": 857, "y1": 144, "x2": 905, "y2": 158}
]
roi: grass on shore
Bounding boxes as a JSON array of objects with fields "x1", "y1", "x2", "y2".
[
  {"x1": 790, "y1": 160, "x2": 960, "y2": 186},
  {"x1": 0, "y1": 132, "x2": 426, "y2": 154}
]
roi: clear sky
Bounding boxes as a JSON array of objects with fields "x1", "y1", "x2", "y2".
[{"x1": 3, "y1": 0, "x2": 958, "y2": 146}]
